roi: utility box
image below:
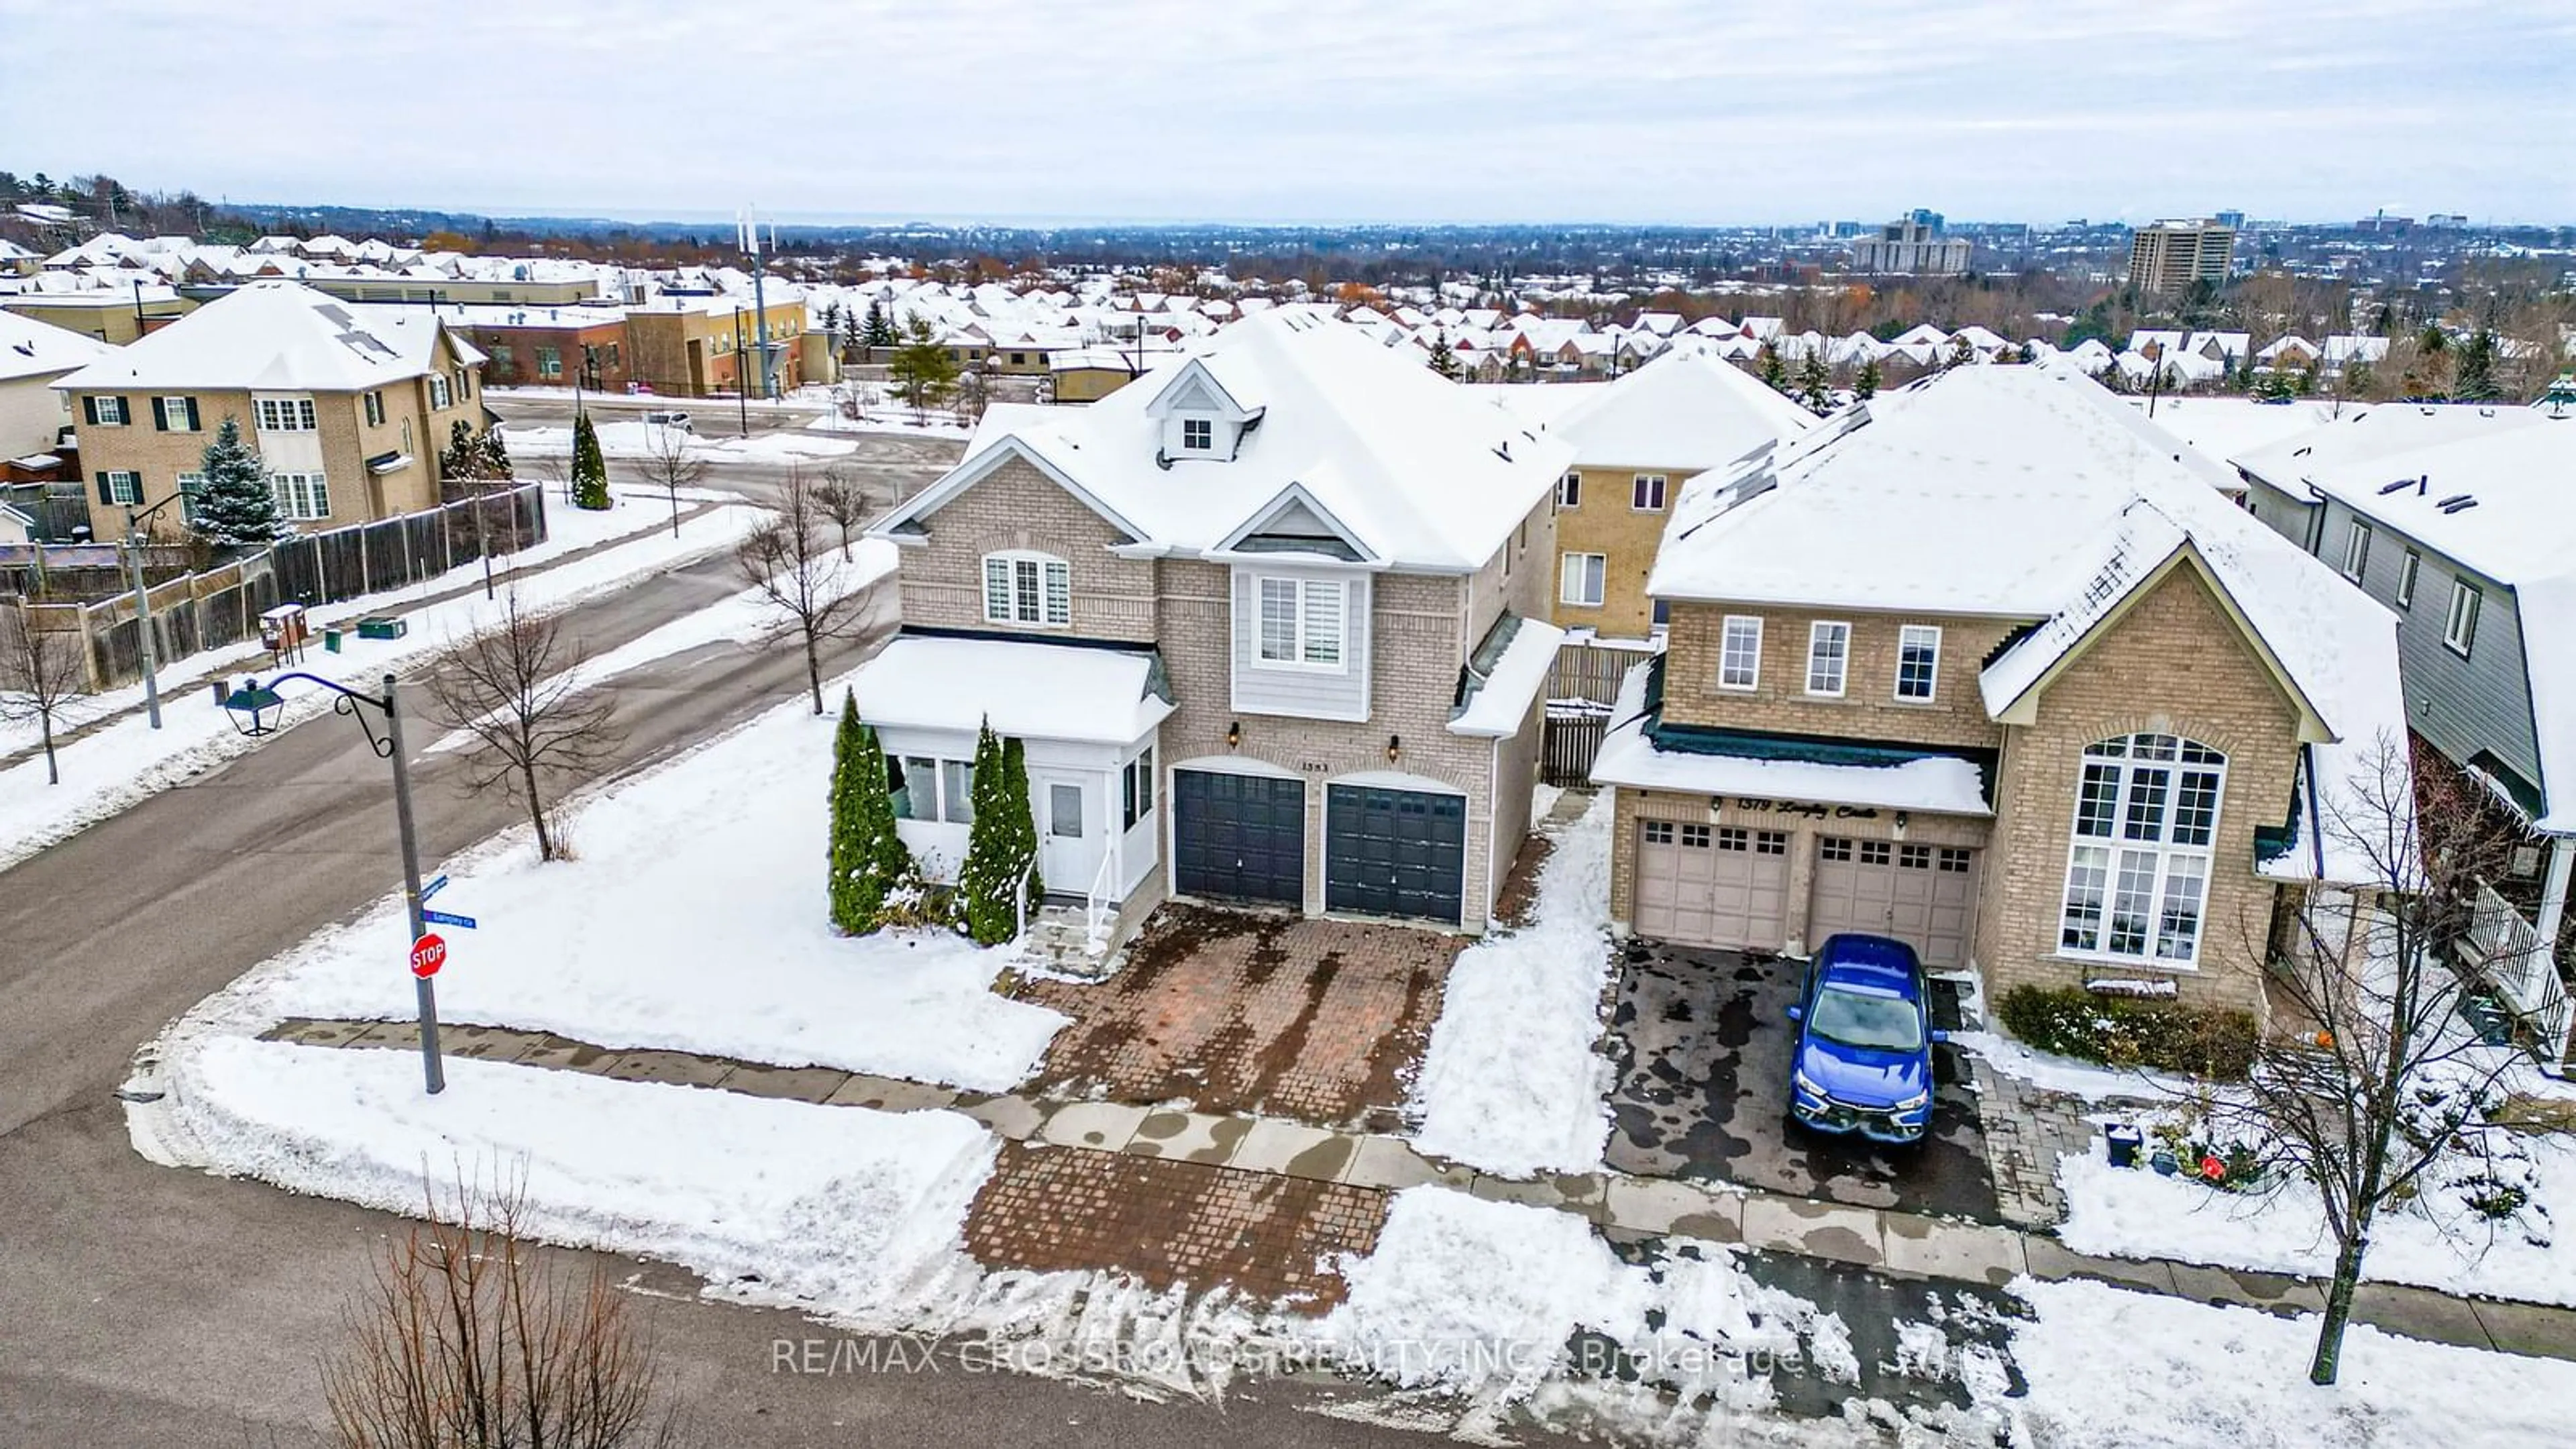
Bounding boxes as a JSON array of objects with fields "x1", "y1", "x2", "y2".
[
  {"x1": 355, "y1": 616, "x2": 407, "y2": 641},
  {"x1": 258, "y1": 603, "x2": 309, "y2": 663}
]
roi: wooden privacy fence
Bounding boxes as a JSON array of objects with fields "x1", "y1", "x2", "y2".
[
  {"x1": 1540, "y1": 636, "x2": 1657, "y2": 786},
  {"x1": 2, "y1": 484, "x2": 549, "y2": 694}
]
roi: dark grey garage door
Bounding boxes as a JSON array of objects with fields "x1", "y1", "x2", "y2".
[
  {"x1": 1173, "y1": 770, "x2": 1306, "y2": 907},
  {"x1": 1325, "y1": 785, "x2": 1466, "y2": 925}
]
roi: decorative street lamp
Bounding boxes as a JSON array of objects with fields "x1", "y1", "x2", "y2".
[{"x1": 223, "y1": 669, "x2": 445, "y2": 1093}]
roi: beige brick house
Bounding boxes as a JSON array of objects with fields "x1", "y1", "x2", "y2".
[
  {"x1": 53, "y1": 280, "x2": 487, "y2": 539},
  {"x1": 1591, "y1": 364, "x2": 2408, "y2": 1026},
  {"x1": 855, "y1": 313, "x2": 1568, "y2": 953},
  {"x1": 1538, "y1": 343, "x2": 1813, "y2": 641}
]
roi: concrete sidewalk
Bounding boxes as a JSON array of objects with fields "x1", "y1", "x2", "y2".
[{"x1": 260, "y1": 1014, "x2": 2576, "y2": 1363}]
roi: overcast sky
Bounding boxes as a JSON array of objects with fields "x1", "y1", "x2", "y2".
[{"x1": 9, "y1": 0, "x2": 2571, "y2": 226}]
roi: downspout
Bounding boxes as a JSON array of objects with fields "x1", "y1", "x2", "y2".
[
  {"x1": 2305, "y1": 745, "x2": 2327, "y2": 881},
  {"x1": 1485, "y1": 734, "x2": 1501, "y2": 933}
]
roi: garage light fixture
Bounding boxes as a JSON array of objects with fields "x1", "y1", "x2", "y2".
[
  {"x1": 1386, "y1": 733, "x2": 1401, "y2": 763},
  {"x1": 1226, "y1": 720, "x2": 1241, "y2": 750}
]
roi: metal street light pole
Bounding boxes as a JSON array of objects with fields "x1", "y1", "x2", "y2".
[
  {"x1": 121, "y1": 490, "x2": 188, "y2": 730},
  {"x1": 221, "y1": 670, "x2": 445, "y2": 1093}
]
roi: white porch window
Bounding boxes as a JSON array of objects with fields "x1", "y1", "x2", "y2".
[
  {"x1": 2341, "y1": 519, "x2": 2371, "y2": 581},
  {"x1": 2444, "y1": 578, "x2": 2480, "y2": 657},
  {"x1": 2058, "y1": 733, "x2": 2226, "y2": 965},
  {"x1": 888, "y1": 753, "x2": 977, "y2": 824},
  {"x1": 1122, "y1": 746, "x2": 1156, "y2": 829},
  {"x1": 982, "y1": 550, "x2": 1071, "y2": 628},
  {"x1": 1255, "y1": 576, "x2": 1344, "y2": 668}
]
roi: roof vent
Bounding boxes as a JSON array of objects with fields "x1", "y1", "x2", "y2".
[
  {"x1": 2438, "y1": 496, "x2": 2480, "y2": 515},
  {"x1": 2435, "y1": 493, "x2": 2472, "y2": 508},
  {"x1": 2377, "y1": 478, "x2": 2414, "y2": 495}
]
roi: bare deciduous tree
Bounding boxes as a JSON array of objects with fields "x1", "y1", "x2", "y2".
[
  {"x1": 737, "y1": 467, "x2": 874, "y2": 715},
  {"x1": 428, "y1": 588, "x2": 623, "y2": 861},
  {"x1": 0, "y1": 604, "x2": 88, "y2": 785},
  {"x1": 2204, "y1": 736, "x2": 2530, "y2": 1385},
  {"x1": 635, "y1": 422, "x2": 707, "y2": 539},
  {"x1": 323, "y1": 1173, "x2": 687, "y2": 1448},
  {"x1": 812, "y1": 467, "x2": 869, "y2": 561}
]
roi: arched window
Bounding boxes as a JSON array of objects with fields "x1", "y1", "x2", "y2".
[
  {"x1": 982, "y1": 549, "x2": 1071, "y2": 628},
  {"x1": 2058, "y1": 733, "x2": 2226, "y2": 965}
]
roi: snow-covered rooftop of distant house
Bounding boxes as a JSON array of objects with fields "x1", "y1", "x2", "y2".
[
  {"x1": 50, "y1": 280, "x2": 481, "y2": 392},
  {"x1": 884, "y1": 311, "x2": 1571, "y2": 573},
  {"x1": 0, "y1": 305, "x2": 117, "y2": 382},
  {"x1": 1542, "y1": 341, "x2": 1813, "y2": 471},
  {"x1": 419, "y1": 301, "x2": 630, "y2": 331},
  {"x1": 1462, "y1": 381, "x2": 1602, "y2": 429},
  {"x1": 848, "y1": 635, "x2": 1173, "y2": 745},
  {"x1": 1590, "y1": 662, "x2": 1994, "y2": 816},
  {"x1": 2131, "y1": 396, "x2": 2373, "y2": 478},
  {"x1": 1650, "y1": 364, "x2": 2410, "y2": 882}
]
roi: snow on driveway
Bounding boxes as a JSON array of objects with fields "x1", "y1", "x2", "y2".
[
  {"x1": 0, "y1": 500, "x2": 766, "y2": 873},
  {"x1": 199, "y1": 663, "x2": 1068, "y2": 1093},
  {"x1": 1405, "y1": 791, "x2": 1617, "y2": 1177},
  {"x1": 174, "y1": 1039, "x2": 994, "y2": 1320}
]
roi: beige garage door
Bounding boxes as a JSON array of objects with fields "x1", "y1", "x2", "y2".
[
  {"x1": 1634, "y1": 820, "x2": 1792, "y2": 949},
  {"x1": 1809, "y1": 837, "x2": 1978, "y2": 969}
]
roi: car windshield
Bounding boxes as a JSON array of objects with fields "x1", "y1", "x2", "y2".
[{"x1": 1809, "y1": 985, "x2": 1924, "y2": 1053}]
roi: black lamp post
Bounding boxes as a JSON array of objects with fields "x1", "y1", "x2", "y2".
[{"x1": 223, "y1": 669, "x2": 444, "y2": 1093}]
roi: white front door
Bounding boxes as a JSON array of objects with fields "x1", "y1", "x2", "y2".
[{"x1": 1035, "y1": 771, "x2": 1107, "y2": 897}]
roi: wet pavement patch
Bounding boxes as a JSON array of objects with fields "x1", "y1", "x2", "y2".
[
  {"x1": 1604, "y1": 940, "x2": 2002, "y2": 1222},
  {"x1": 1021, "y1": 904, "x2": 1462, "y2": 1129}
]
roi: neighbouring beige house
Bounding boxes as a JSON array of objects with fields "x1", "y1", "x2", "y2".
[
  {"x1": 855, "y1": 312, "x2": 1570, "y2": 965},
  {"x1": 1591, "y1": 364, "x2": 2409, "y2": 1028},
  {"x1": 53, "y1": 280, "x2": 488, "y2": 539},
  {"x1": 1530, "y1": 342, "x2": 1813, "y2": 642},
  {"x1": 0, "y1": 306, "x2": 115, "y2": 463}
]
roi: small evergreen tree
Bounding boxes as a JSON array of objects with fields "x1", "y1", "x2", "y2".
[
  {"x1": 1756, "y1": 341, "x2": 1787, "y2": 392},
  {"x1": 440, "y1": 418, "x2": 486, "y2": 481},
  {"x1": 828, "y1": 690, "x2": 914, "y2": 934},
  {"x1": 1853, "y1": 356, "x2": 1882, "y2": 400},
  {"x1": 2451, "y1": 328, "x2": 2500, "y2": 402},
  {"x1": 1427, "y1": 330, "x2": 1462, "y2": 380},
  {"x1": 1795, "y1": 352, "x2": 1833, "y2": 414},
  {"x1": 1946, "y1": 335, "x2": 1976, "y2": 370},
  {"x1": 862, "y1": 300, "x2": 898, "y2": 350},
  {"x1": 478, "y1": 424, "x2": 515, "y2": 478},
  {"x1": 570, "y1": 411, "x2": 610, "y2": 511},
  {"x1": 955, "y1": 720, "x2": 1042, "y2": 945},
  {"x1": 189, "y1": 415, "x2": 289, "y2": 549},
  {"x1": 888, "y1": 315, "x2": 959, "y2": 422}
]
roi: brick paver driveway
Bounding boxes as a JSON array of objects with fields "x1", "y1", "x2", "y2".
[{"x1": 1020, "y1": 905, "x2": 1464, "y2": 1131}]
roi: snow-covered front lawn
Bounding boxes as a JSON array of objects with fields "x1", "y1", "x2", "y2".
[
  {"x1": 172, "y1": 1038, "x2": 994, "y2": 1320},
  {"x1": 192, "y1": 663, "x2": 1067, "y2": 1092},
  {"x1": 2002, "y1": 1277, "x2": 2576, "y2": 1448},
  {"x1": 0, "y1": 496, "x2": 766, "y2": 872},
  {"x1": 1405, "y1": 791, "x2": 1618, "y2": 1177},
  {"x1": 2056, "y1": 1117, "x2": 2575, "y2": 1307}
]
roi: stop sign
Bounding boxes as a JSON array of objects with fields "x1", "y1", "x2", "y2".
[{"x1": 410, "y1": 932, "x2": 447, "y2": 978}]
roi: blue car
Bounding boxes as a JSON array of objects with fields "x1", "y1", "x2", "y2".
[{"x1": 1785, "y1": 933, "x2": 1947, "y2": 1144}]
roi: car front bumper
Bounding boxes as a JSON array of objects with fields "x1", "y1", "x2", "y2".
[{"x1": 1790, "y1": 1085, "x2": 1931, "y2": 1143}]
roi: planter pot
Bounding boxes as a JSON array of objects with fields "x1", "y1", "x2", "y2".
[
  {"x1": 2106, "y1": 1123, "x2": 2145, "y2": 1169},
  {"x1": 2149, "y1": 1148, "x2": 2180, "y2": 1177}
]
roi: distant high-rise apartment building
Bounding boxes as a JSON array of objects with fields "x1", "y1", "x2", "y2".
[
  {"x1": 1850, "y1": 217, "x2": 1972, "y2": 276},
  {"x1": 2127, "y1": 219, "x2": 2236, "y2": 292},
  {"x1": 2214, "y1": 209, "x2": 2246, "y2": 229}
]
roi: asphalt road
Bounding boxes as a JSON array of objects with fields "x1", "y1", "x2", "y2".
[
  {"x1": 484, "y1": 390, "x2": 967, "y2": 513},
  {"x1": 0, "y1": 517, "x2": 1504, "y2": 1444}
]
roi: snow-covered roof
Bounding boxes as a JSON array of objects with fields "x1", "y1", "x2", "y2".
[
  {"x1": 850, "y1": 635, "x2": 1173, "y2": 745},
  {"x1": 51, "y1": 280, "x2": 477, "y2": 392},
  {"x1": 2229, "y1": 403, "x2": 2546, "y2": 499},
  {"x1": 1449, "y1": 616, "x2": 1564, "y2": 738},
  {"x1": 884, "y1": 311, "x2": 1569, "y2": 573},
  {"x1": 2131, "y1": 396, "x2": 2371, "y2": 479},
  {"x1": 1589, "y1": 663, "x2": 1994, "y2": 816},
  {"x1": 0, "y1": 305, "x2": 117, "y2": 383},
  {"x1": 1544, "y1": 343, "x2": 1812, "y2": 471},
  {"x1": 1648, "y1": 365, "x2": 2410, "y2": 881}
]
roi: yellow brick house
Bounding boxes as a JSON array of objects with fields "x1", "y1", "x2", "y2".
[
  {"x1": 54, "y1": 280, "x2": 487, "y2": 539},
  {"x1": 1591, "y1": 365, "x2": 2408, "y2": 1027},
  {"x1": 1540, "y1": 343, "x2": 1813, "y2": 641}
]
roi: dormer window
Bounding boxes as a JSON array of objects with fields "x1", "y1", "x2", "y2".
[
  {"x1": 1182, "y1": 417, "x2": 1214, "y2": 451},
  {"x1": 983, "y1": 549, "x2": 1071, "y2": 628}
]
